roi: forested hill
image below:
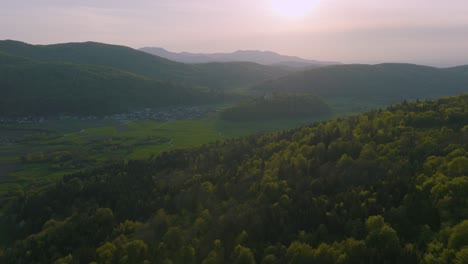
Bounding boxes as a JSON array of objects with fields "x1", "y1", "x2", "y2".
[
  {"x1": 0, "y1": 52, "x2": 222, "y2": 116},
  {"x1": 2, "y1": 94, "x2": 467, "y2": 263},
  {"x1": 0, "y1": 40, "x2": 289, "y2": 90},
  {"x1": 220, "y1": 94, "x2": 332, "y2": 121},
  {"x1": 447, "y1": 65, "x2": 468, "y2": 75},
  {"x1": 252, "y1": 63, "x2": 468, "y2": 102}
]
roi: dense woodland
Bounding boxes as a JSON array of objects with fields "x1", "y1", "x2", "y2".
[
  {"x1": 1, "y1": 94, "x2": 467, "y2": 263},
  {"x1": 0, "y1": 40, "x2": 289, "y2": 90},
  {"x1": 0, "y1": 52, "x2": 227, "y2": 116},
  {"x1": 220, "y1": 94, "x2": 331, "y2": 121},
  {"x1": 252, "y1": 64, "x2": 468, "y2": 104}
]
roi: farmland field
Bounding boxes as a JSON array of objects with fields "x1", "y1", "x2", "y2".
[{"x1": 0, "y1": 114, "x2": 331, "y2": 196}]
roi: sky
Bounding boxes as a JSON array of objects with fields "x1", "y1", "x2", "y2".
[{"x1": 1, "y1": 0, "x2": 468, "y2": 66}]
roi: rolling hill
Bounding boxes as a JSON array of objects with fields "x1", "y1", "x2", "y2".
[
  {"x1": 251, "y1": 63, "x2": 468, "y2": 103},
  {"x1": 446, "y1": 64, "x2": 468, "y2": 75},
  {"x1": 140, "y1": 47, "x2": 339, "y2": 67},
  {"x1": 0, "y1": 52, "x2": 222, "y2": 116},
  {"x1": 0, "y1": 40, "x2": 290, "y2": 90}
]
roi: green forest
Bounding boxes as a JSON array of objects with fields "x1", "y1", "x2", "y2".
[
  {"x1": 1, "y1": 94, "x2": 467, "y2": 263},
  {"x1": 0, "y1": 52, "x2": 230, "y2": 116},
  {"x1": 252, "y1": 64, "x2": 468, "y2": 104},
  {"x1": 220, "y1": 94, "x2": 331, "y2": 121},
  {"x1": 0, "y1": 40, "x2": 289, "y2": 90}
]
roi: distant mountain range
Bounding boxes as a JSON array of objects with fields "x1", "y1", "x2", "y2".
[
  {"x1": 139, "y1": 47, "x2": 339, "y2": 68},
  {"x1": 2, "y1": 39, "x2": 467, "y2": 117}
]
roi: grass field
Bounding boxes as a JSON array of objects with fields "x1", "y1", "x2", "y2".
[{"x1": 0, "y1": 113, "x2": 333, "y2": 195}]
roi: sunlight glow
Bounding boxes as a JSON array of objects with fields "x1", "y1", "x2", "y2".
[{"x1": 270, "y1": 0, "x2": 316, "y2": 18}]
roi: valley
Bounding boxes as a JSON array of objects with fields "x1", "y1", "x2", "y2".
[{"x1": 0, "y1": 106, "x2": 333, "y2": 197}]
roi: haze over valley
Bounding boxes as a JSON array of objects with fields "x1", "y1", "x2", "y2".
[{"x1": 139, "y1": 47, "x2": 340, "y2": 68}]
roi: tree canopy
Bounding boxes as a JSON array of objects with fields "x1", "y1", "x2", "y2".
[{"x1": 1, "y1": 94, "x2": 467, "y2": 263}]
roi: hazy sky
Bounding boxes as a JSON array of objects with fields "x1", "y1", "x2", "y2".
[{"x1": 1, "y1": 0, "x2": 468, "y2": 66}]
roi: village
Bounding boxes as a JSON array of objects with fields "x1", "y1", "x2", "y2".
[{"x1": 0, "y1": 106, "x2": 215, "y2": 125}]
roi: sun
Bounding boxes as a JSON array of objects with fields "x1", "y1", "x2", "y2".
[{"x1": 270, "y1": 0, "x2": 316, "y2": 18}]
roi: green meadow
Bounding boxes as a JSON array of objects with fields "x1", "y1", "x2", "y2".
[
  {"x1": 0, "y1": 97, "x2": 387, "y2": 196},
  {"x1": 0, "y1": 113, "x2": 331, "y2": 195}
]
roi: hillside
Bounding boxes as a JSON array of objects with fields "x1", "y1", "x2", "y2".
[
  {"x1": 252, "y1": 63, "x2": 468, "y2": 103},
  {"x1": 0, "y1": 52, "x2": 222, "y2": 116},
  {"x1": 0, "y1": 40, "x2": 289, "y2": 90},
  {"x1": 220, "y1": 94, "x2": 331, "y2": 121},
  {"x1": 140, "y1": 47, "x2": 339, "y2": 67},
  {"x1": 1, "y1": 94, "x2": 467, "y2": 263},
  {"x1": 446, "y1": 65, "x2": 468, "y2": 75}
]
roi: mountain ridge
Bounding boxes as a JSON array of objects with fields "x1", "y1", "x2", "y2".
[
  {"x1": 0, "y1": 40, "x2": 290, "y2": 90},
  {"x1": 251, "y1": 63, "x2": 468, "y2": 103},
  {"x1": 0, "y1": 51, "x2": 224, "y2": 116},
  {"x1": 139, "y1": 46, "x2": 340, "y2": 67}
]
